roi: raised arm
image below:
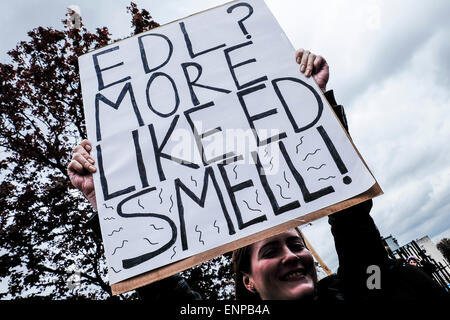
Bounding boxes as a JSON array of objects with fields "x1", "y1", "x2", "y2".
[
  {"x1": 66, "y1": 139, "x2": 201, "y2": 300},
  {"x1": 295, "y1": 49, "x2": 390, "y2": 299}
]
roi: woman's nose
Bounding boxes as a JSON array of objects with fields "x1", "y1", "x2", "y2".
[{"x1": 281, "y1": 246, "x2": 301, "y2": 264}]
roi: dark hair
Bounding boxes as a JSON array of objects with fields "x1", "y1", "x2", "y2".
[
  {"x1": 407, "y1": 256, "x2": 419, "y2": 263},
  {"x1": 232, "y1": 244, "x2": 261, "y2": 301}
]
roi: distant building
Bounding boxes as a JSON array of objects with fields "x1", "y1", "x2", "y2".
[
  {"x1": 381, "y1": 234, "x2": 450, "y2": 290},
  {"x1": 415, "y1": 236, "x2": 449, "y2": 268},
  {"x1": 382, "y1": 234, "x2": 400, "y2": 258}
]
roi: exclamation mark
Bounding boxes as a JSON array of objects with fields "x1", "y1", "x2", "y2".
[{"x1": 317, "y1": 126, "x2": 352, "y2": 185}]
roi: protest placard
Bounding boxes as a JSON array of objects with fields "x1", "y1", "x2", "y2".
[{"x1": 78, "y1": 0, "x2": 381, "y2": 294}]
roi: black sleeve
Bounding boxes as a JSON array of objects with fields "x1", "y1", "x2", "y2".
[
  {"x1": 135, "y1": 274, "x2": 202, "y2": 301},
  {"x1": 85, "y1": 213, "x2": 202, "y2": 300},
  {"x1": 328, "y1": 199, "x2": 389, "y2": 299},
  {"x1": 324, "y1": 90, "x2": 389, "y2": 299},
  {"x1": 324, "y1": 90, "x2": 349, "y2": 133}
]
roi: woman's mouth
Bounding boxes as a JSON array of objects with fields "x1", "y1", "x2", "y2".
[{"x1": 280, "y1": 269, "x2": 307, "y2": 281}]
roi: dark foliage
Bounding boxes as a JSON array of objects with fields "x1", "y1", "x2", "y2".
[{"x1": 0, "y1": 3, "x2": 233, "y2": 299}]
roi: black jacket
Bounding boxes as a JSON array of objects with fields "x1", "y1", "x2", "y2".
[{"x1": 318, "y1": 199, "x2": 448, "y2": 301}]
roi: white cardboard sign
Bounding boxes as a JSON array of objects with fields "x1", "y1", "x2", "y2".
[{"x1": 78, "y1": 0, "x2": 376, "y2": 284}]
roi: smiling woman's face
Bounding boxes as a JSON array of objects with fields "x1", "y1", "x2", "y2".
[{"x1": 244, "y1": 230, "x2": 317, "y2": 300}]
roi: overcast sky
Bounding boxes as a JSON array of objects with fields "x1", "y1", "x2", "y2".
[{"x1": 1, "y1": 0, "x2": 449, "y2": 284}]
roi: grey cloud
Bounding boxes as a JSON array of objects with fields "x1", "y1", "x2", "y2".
[
  {"x1": 340, "y1": 0, "x2": 450, "y2": 104},
  {"x1": 372, "y1": 168, "x2": 450, "y2": 247},
  {"x1": 399, "y1": 202, "x2": 450, "y2": 246},
  {"x1": 428, "y1": 30, "x2": 450, "y2": 88}
]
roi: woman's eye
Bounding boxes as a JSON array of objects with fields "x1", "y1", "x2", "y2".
[
  {"x1": 290, "y1": 243, "x2": 304, "y2": 252},
  {"x1": 262, "y1": 249, "x2": 276, "y2": 258}
]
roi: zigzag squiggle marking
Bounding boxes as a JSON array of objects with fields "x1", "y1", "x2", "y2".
[
  {"x1": 213, "y1": 220, "x2": 220, "y2": 234},
  {"x1": 283, "y1": 171, "x2": 291, "y2": 188},
  {"x1": 276, "y1": 184, "x2": 291, "y2": 200},
  {"x1": 318, "y1": 176, "x2": 336, "y2": 181},
  {"x1": 243, "y1": 200, "x2": 262, "y2": 212},
  {"x1": 255, "y1": 189, "x2": 262, "y2": 205},
  {"x1": 170, "y1": 246, "x2": 177, "y2": 259},
  {"x1": 158, "y1": 188, "x2": 163, "y2": 204},
  {"x1": 107, "y1": 227, "x2": 123, "y2": 237},
  {"x1": 112, "y1": 240, "x2": 128, "y2": 255},
  {"x1": 296, "y1": 136, "x2": 304, "y2": 154},
  {"x1": 195, "y1": 225, "x2": 205, "y2": 245},
  {"x1": 143, "y1": 237, "x2": 158, "y2": 245},
  {"x1": 302, "y1": 148, "x2": 321, "y2": 161},
  {"x1": 307, "y1": 164, "x2": 326, "y2": 171},
  {"x1": 169, "y1": 195, "x2": 174, "y2": 213},
  {"x1": 111, "y1": 267, "x2": 122, "y2": 273},
  {"x1": 191, "y1": 176, "x2": 198, "y2": 187}
]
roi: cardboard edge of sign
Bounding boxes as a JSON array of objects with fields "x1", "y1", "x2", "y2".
[{"x1": 111, "y1": 182, "x2": 382, "y2": 295}]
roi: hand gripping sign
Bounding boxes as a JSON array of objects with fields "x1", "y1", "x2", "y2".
[{"x1": 78, "y1": 0, "x2": 381, "y2": 294}]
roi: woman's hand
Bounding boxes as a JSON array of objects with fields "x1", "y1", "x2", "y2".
[
  {"x1": 296, "y1": 49, "x2": 329, "y2": 92},
  {"x1": 67, "y1": 139, "x2": 98, "y2": 210}
]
